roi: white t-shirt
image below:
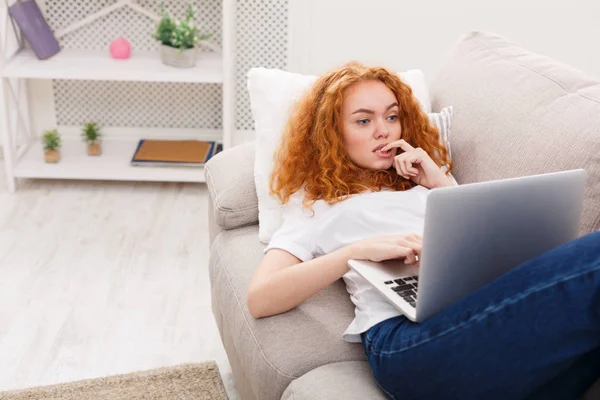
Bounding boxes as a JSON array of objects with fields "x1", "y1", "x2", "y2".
[{"x1": 264, "y1": 184, "x2": 431, "y2": 343}]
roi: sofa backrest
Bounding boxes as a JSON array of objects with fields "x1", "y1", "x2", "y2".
[{"x1": 430, "y1": 31, "x2": 600, "y2": 236}]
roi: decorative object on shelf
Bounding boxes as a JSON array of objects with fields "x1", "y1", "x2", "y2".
[
  {"x1": 131, "y1": 139, "x2": 221, "y2": 167},
  {"x1": 81, "y1": 122, "x2": 102, "y2": 156},
  {"x1": 8, "y1": 0, "x2": 61, "y2": 60},
  {"x1": 109, "y1": 37, "x2": 131, "y2": 59},
  {"x1": 152, "y1": 3, "x2": 213, "y2": 68},
  {"x1": 42, "y1": 129, "x2": 61, "y2": 163}
]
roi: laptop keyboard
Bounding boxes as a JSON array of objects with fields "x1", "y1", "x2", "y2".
[{"x1": 384, "y1": 275, "x2": 418, "y2": 308}]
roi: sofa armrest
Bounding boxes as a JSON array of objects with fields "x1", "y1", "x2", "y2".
[{"x1": 205, "y1": 142, "x2": 259, "y2": 242}]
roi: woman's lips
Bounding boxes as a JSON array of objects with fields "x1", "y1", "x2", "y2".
[{"x1": 374, "y1": 148, "x2": 393, "y2": 158}]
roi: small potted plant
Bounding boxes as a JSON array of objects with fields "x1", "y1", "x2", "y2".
[
  {"x1": 42, "y1": 129, "x2": 61, "y2": 163},
  {"x1": 152, "y1": 3, "x2": 213, "y2": 68},
  {"x1": 82, "y1": 122, "x2": 102, "y2": 156}
]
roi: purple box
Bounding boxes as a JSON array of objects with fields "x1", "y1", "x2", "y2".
[{"x1": 8, "y1": 0, "x2": 61, "y2": 60}]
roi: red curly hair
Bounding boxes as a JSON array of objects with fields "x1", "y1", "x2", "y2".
[{"x1": 269, "y1": 62, "x2": 453, "y2": 209}]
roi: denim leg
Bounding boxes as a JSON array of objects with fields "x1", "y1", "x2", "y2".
[
  {"x1": 362, "y1": 230, "x2": 600, "y2": 400},
  {"x1": 524, "y1": 346, "x2": 600, "y2": 400}
]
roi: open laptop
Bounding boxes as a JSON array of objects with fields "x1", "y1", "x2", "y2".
[{"x1": 347, "y1": 169, "x2": 587, "y2": 323}]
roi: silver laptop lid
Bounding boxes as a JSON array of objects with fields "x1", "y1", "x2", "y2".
[{"x1": 416, "y1": 169, "x2": 587, "y2": 321}]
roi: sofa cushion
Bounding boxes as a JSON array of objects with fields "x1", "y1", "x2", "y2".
[
  {"x1": 281, "y1": 361, "x2": 387, "y2": 400},
  {"x1": 430, "y1": 31, "x2": 600, "y2": 236},
  {"x1": 583, "y1": 378, "x2": 600, "y2": 399},
  {"x1": 204, "y1": 142, "x2": 259, "y2": 232},
  {"x1": 209, "y1": 225, "x2": 366, "y2": 400}
]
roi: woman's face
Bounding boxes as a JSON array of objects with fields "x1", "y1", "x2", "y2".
[{"x1": 341, "y1": 80, "x2": 402, "y2": 170}]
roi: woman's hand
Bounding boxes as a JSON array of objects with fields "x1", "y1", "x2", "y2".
[
  {"x1": 381, "y1": 139, "x2": 449, "y2": 189},
  {"x1": 351, "y1": 233, "x2": 423, "y2": 265}
]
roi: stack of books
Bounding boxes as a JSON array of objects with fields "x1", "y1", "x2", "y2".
[{"x1": 131, "y1": 139, "x2": 222, "y2": 167}]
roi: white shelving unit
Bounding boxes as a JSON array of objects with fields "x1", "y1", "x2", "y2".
[
  {"x1": 14, "y1": 137, "x2": 206, "y2": 182},
  {"x1": 3, "y1": 48, "x2": 225, "y2": 83},
  {"x1": 0, "y1": 0, "x2": 236, "y2": 193}
]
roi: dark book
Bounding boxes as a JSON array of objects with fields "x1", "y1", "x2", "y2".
[
  {"x1": 8, "y1": 0, "x2": 60, "y2": 60},
  {"x1": 131, "y1": 139, "x2": 222, "y2": 168}
]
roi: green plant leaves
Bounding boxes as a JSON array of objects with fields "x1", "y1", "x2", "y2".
[
  {"x1": 81, "y1": 122, "x2": 101, "y2": 142},
  {"x1": 42, "y1": 129, "x2": 61, "y2": 150},
  {"x1": 152, "y1": 3, "x2": 213, "y2": 50}
]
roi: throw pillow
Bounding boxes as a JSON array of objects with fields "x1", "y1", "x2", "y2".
[{"x1": 429, "y1": 105, "x2": 453, "y2": 163}]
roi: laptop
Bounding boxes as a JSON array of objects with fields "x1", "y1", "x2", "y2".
[{"x1": 347, "y1": 169, "x2": 587, "y2": 323}]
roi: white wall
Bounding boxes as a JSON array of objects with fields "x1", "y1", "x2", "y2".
[{"x1": 287, "y1": 0, "x2": 600, "y2": 81}]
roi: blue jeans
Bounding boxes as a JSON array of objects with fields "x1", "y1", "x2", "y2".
[{"x1": 361, "y1": 230, "x2": 600, "y2": 400}]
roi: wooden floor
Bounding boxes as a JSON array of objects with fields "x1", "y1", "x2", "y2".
[{"x1": 0, "y1": 161, "x2": 239, "y2": 399}]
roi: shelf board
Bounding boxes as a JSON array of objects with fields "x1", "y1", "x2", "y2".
[
  {"x1": 14, "y1": 137, "x2": 206, "y2": 183},
  {"x1": 2, "y1": 48, "x2": 223, "y2": 83}
]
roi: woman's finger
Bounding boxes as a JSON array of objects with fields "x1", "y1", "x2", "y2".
[
  {"x1": 396, "y1": 237, "x2": 423, "y2": 254},
  {"x1": 392, "y1": 157, "x2": 400, "y2": 176},
  {"x1": 392, "y1": 157, "x2": 400, "y2": 175},
  {"x1": 403, "y1": 234, "x2": 423, "y2": 244},
  {"x1": 402, "y1": 152, "x2": 421, "y2": 175},
  {"x1": 408, "y1": 160, "x2": 419, "y2": 175},
  {"x1": 391, "y1": 246, "x2": 413, "y2": 263},
  {"x1": 402, "y1": 159, "x2": 416, "y2": 176},
  {"x1": 405, "y1": 248, "x2": 422, "y2": 265},
  {"x1": 394, "y1": 157, "x2": 408, "y2": 178},
  {"x1": 404, "y1": 242, "x2": 422, "y2": 257},
  {"x1": 406, "y1": 157, "x2": 419, "y2": 175},
  {"x1": 402, "y1": 247, "x2": 417, "y2": 264},
  {"x1": 381, "y1": 139, "x2": 416, "y2": 153},
  {"x1": 411, "y1": 233, "x2": 424, "y2": 241},
  {"x1": 389, "y1": 233, "x2": 422, "y2": 244},
  {"x1": 402, "y1": 236, "x2": 422, "y2": 266},
  {"x1": 398, "y1": 157, "x2": 409, "y2": 177}
]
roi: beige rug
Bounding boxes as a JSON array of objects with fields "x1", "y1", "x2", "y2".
[{"x1": 0, "y1": 362, "x2": 228, "y2": 400}]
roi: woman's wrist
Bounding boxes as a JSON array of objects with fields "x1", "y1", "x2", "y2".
[
  {"x1": 432, "y1": 173, "x2": 456, "y2": 188},
  {"x1": 345, "y1": 241, "x2": 366, "y2": 261}
]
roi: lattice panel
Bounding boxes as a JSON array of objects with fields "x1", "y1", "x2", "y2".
[
  {"x1": 45, "y1": 0, "x2": 222, "y2": 51},
  {"x1": 53, "y1": 80, "x2": 222, "y2": 129},
  {"x1": 235, "y1": 0, "x2": 288, "y2": 130},
  {"x1": 44, "y1": 0, "x2": 288, "y2": 131}
]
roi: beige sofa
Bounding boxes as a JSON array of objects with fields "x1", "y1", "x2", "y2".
[{"x1": 206, "y1": 31, "x2": 600, "y2": 400}]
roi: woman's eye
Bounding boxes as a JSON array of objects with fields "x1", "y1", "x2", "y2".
[
  {"x1": 387, "y1": 115, "x2": 398, "y2": 121},
  {"x1": 356, "y1": 119, "x2": 370, "y2": 125}
]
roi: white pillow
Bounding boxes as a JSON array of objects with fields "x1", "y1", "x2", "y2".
[
  {"x1": 428, "y1": 105, "x2": 453, "y2": 163},
  {"x1": 247, "y1": 67, "x2": 437, "y2": 244}
]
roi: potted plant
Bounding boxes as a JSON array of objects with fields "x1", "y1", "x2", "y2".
[
  {"x1": 81, "y1": 122, "x2": 102, "y2": 156},
  {"x1": 42, "y1": 129, "x2": 61, "y2": 163},
  {"x1": 152, "y1": 3, "x2": 213, "y2": 68}
]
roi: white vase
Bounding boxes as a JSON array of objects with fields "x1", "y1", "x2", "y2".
[{"x1": 160, "y1": 44, "x2": 197, "y2": 68}]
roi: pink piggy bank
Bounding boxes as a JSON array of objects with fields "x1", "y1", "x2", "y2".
[{"x1": 110, "y1": 38, "x2": 131, "y2": 59}]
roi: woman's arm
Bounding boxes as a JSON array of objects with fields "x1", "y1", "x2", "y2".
[
  {"x1": 433, "y1": 173, "x2": 459, "y2": 188},
  {"x1": 247, "y1": 246, "x2": 355, "y2": 318},
  {"x1": 247, "y1": 234, "x2": 423, "y2": 318}
]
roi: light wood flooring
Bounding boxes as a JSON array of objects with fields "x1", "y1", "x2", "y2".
[{"x1": 0, "y1": 159, "x2": 239, "y2": 399}]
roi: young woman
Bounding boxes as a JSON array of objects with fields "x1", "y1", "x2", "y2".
[{"x1": 247, "y1": 62, "x2": 600, "y2": 400}]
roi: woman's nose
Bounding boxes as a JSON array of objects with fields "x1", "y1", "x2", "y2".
[{"x1": 374, "y1": 119, "x2": 389, "y2": 139}]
